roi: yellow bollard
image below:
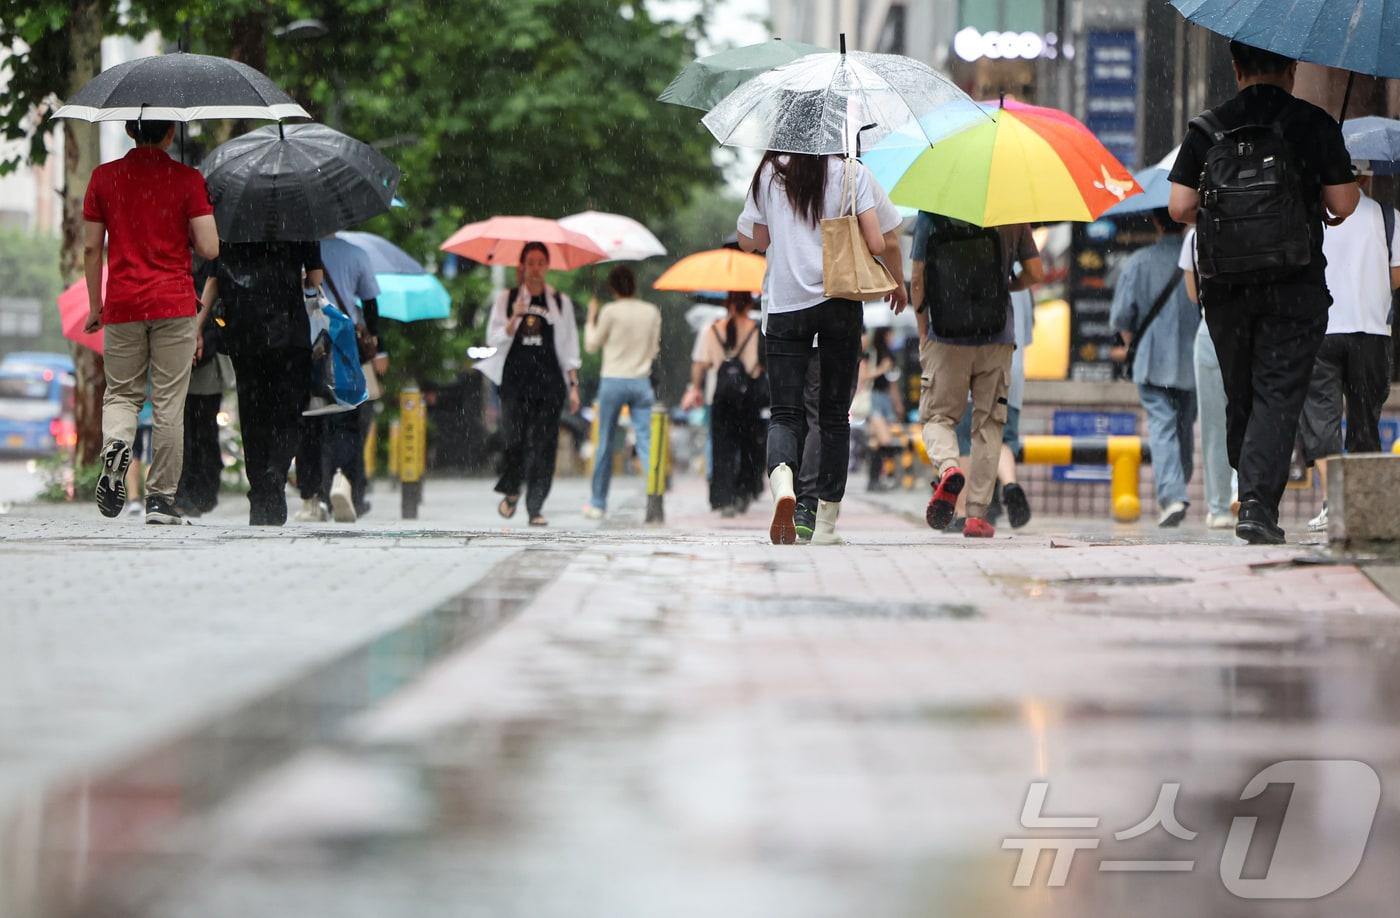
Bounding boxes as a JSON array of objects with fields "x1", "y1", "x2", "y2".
[
  {"x1": 363, "y1": 415, "x2": 378, "y2": 479},
  {"x1": 1107, "y1": 435, "x2": 1142, "y2": 523},
  {"x1": 398, "y1": 386, "x2": 427, "y2": 519},
  {"x1": 387, "y1": 419, "x2": 400, "y2": 477},
  {"x1": 645, "y1": 405, "x2": 670, "y2": 524}
]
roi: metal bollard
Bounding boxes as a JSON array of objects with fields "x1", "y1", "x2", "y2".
[
  {"x1": 398, "y1": 386, "x2": 427, "y2": 519},
  {"x1": 645, "y1": 405, "x2": 670, "y2": 524},
  {"x1": 1106, "y1": 436, "x2": 1143, "y2": 523}
]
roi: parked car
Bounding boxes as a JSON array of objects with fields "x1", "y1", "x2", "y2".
[
  {"x1": 1, "y1": 351, "x2": 75, "y2": 376},
  {"x1": 0, "y1": 366, "x2": 76, "y2": 457}
]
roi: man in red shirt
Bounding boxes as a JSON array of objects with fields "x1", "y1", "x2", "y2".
[{"x1": 83, "y1": 119, "x2": 220, "y2": 523}]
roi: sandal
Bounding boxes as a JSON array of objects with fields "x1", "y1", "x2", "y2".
[
  {"x1": 498, "y1": 494, "x2": 520, "y2": 519},
  {"x1": 528, "y1": 515, "x2": 549, "y2": 527}
]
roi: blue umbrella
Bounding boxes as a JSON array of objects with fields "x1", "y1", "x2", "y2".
[
  {"x1": 335, "y1": 231, "x2": 452, "y2": 322},
  {"x1": 1170, "y1": 0, "x2": 1400, "y2": 80},
  {"x1": 1101, "y1": 146, "x2": 1181, "y2": 218},
  {"x1": 1343, "y1": 116, "x2": 1400, "y2": 174}
]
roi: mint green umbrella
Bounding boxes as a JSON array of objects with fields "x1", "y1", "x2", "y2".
[{"x1": 658, "y1": 38, "x2": 829, "y2": 110}]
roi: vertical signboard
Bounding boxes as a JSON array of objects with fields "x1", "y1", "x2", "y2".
[
  {"x1": 1068, "y1": 217, "x2": 1158, "y2": 381},
  {"x1": 1084, "y1": 30, "x2": 1139, "y2": 168}
]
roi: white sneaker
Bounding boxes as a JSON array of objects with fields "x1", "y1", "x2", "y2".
[
  {"x1": 768, "y1": 463, "x2": 796, "y2": 545},
  {"x1": 1206, "y1": 512, "x2": 1235, "y2": 530},
  {"x1": 1157, "y1": 501, "x2": 1188, "y2": 528},
  {"x1": 124, "y1": 500, "x2": 143, "y2": 518},
  {"x1": 810, "y1": 500, "x2": 844, "y2": 545},
  {"x1": 581, "y1": 504, "x2": 604, "y2": 520},
  {"x1": 329, "y1": 473, "x2": 357, "y2": 523},
  {"x1": 293, "y1": 498, "x2": 329, "y2": 523},
  {"x1": 1307, "y1": 505, "x2": 1328, "y2": 532}
]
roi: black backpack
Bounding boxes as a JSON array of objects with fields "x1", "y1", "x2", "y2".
[
  {"x1": 1191, "y1": 110, "x2": 1313, "y2": 282},
  {"x1": 921, "y1": 214, "x2": 1009, "y2": 338},
  {"x1": 712, "y1": 322, "x2": 758, "y2": 408}
]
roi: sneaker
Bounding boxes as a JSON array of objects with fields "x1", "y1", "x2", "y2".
[
  {"x1": 769, "y1": 462, "x2": 797, "y2": 545},
  {"x1": 794, "y1": 501, "x2": 817, "y2": 543},
  {"x1": 124, "y1": 500, "x2": 144, "y2": 518},
  {"x1": 95, "y1": 440, "x2": 132, "y2": 518},
  {"x1": 1157, "y1": 501, "x2": 1188, "y2": 528},
  {"x1": 293, "y1": 498, "x2": 329, "y2": 523},
  {"x1": 963, "y1": 517, "x2": 995, "y2": 539},
  {"x1": 582, "y1": 505, "x2": 605, "y2": 520},
  {"x1": 1236, "y1": 499, "x2": 1285, "y2": 545},
  {"x1": 1003, "y1": 482, "x2": 1032, "y2": 529},
  {"x1": 925, "y1": 467, "x2": 965, "y2": 531},
  {"x1": 1206, "y1": 512, "x2": 1236, "y2": 530},
  {"x1": 144, "y1": 496, "x2": 189, "y2": 525},
  {"x1": 986, "y1": 482, "x2": 1004, "y2": 525},
  {"x1": 950, "y1": 516, "x2": 967, "y2": 533},
  {"x1": 720, "y1": 505, "x2": 738, "y2": 519},
  {"x1": 1307, "y1": 504, "x2": 1328, "y2": 532},
  {"x1": 329, "y1": 472, "x2": 357, "y2": 523}
]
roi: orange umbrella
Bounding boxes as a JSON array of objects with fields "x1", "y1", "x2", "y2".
[
  {"x1": 440, "y1": 215, "x2": 607, "y2": 270},
  {"x1": 58, "y1": 269, "x2": 106, "y2": 354},
  {"x1": 653, "y1": 248, "x2": 766, "y2": 294}
]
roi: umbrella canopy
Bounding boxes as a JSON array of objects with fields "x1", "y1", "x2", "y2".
[
  {"x1": 1102, "y1": 146, "x2": 1181, "y2": 217},
  {"x1": 864, "y1": 99, "x2": 1140, "y2": 226},
  {"x1": 702, "y1": 47, "x2": 989, "y2": 155},
  {"x1": 336, "y1": 231, "x2": 427, "y2": 274},
  {"x1": 53, "y1": 52, "x2": 308, "y2": 122},
  {"x1": 440, "y1": 216, "x2": 607, "y2": 270},
  {"x1": 654, "y1": 249, "x2": 767, "y2": 294},
  {"x1": 1170, "y1": 0, "x2": 1400, "y2": 79},
  {"x1": 659, "y1": 39, "x2": 829, "y2": 110},
  {"x1": 559, "y1": 211, "x2": 667, "y2": 262},
  {"x1": 375, "y1": 274, "x2": 452, "y2": 323},
  {"x1": 201, "y1": 123, "x2": 400, "y2": 243},
  {"x1": 1343, "y1": 116, "x2": 1400, "y2": 174},
  {"x1": 58, "y1": 273, "x2": 105, "y2": 354}
]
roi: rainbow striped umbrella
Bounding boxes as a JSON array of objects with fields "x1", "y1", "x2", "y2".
[{"x1": 865, "y1": 99, "x2": 1142, "y2": 226}]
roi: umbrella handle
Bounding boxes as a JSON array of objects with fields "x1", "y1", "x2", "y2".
[{"x1": 1339, "y1": 71, "x2": 1356, "y2": 125}]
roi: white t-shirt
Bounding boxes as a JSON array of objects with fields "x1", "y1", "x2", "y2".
[
  {"x1": 1322, "y1": 194, "x2": 1399, "y2": 336},
  {"x1": 1177, "y1": 228, "x2": 1196, "y2": 273},
  {"x1": 738, "y1": 156, "x2": 902, "y2": 314}
]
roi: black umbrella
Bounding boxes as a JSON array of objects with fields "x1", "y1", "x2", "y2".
[
  {"x1": 200, "y1": 123, "x2": 401, "y2": 243},
  {"x1": 52, "y1": 52, "x2": 308, "y2": 123}
]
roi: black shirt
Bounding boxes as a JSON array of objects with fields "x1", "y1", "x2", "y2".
[
  {"x1": 214, "y1": 241, "x2": 323, "y2": 354},
  {"x1": 1169, "y1": 84, "x2": 1354, "y2": 288}
]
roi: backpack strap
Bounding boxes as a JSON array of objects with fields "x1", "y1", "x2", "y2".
[
  {"x1": 1189, "y1": 111, "x2": 1228, "y2": 143},
  {"x1": 1382, "y1": 201, "x2": 1395, "y2": 263}
]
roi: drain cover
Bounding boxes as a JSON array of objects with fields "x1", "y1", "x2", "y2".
[{"x1": 1050, "y1": 575, "x2": 1191, "y2": 588}]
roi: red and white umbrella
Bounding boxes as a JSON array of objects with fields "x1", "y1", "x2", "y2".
[{"x1": 559, "y1": 211, "x2": 667, "y2": 262}]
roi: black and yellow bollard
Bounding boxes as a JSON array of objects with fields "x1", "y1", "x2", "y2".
[
  {"x1": 645, "y1": 405, "x2": 670, "y2": 524},
  {"x1": 398, "y1": 385, "x2": 427, "y2": 519}
]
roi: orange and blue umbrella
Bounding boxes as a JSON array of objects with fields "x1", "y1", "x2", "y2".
[{"x1": 865, "y1": 99, "x2": 1141, "y2": 226}]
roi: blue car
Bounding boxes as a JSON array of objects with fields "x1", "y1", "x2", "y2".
[{"x1": 0, "y1": 366, "x2": 76, "y2": 457}]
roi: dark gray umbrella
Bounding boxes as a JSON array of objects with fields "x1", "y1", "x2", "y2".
[
  {"x1": 200, "y1": 123, "x2": 401, "y2": 243},
  {"x1": 52, "y1": 52, "x2": 308, "y2": 123}
]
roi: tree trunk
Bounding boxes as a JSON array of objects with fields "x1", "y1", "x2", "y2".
[{"x1": 62, "y1": 0, "x2": 105, "y2": 466}]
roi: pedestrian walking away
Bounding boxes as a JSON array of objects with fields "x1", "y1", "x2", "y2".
[
  {"x1": 1111, "y1": 209, "x2": 1197, "y2": 528},
  {"x1": 584, "y1": 265, "x2": 662, "y2": 519},
  {"x1": 477, "y1": 242, "x2": 582, "y2": 527},
  {"x1": 856, "y1": 328, "x2": 904, "y2": 492},
  {"x1": 683, "y1": 292, "x2": 765, "y2": 518},
  {"x1": 1298, "y1": 173, "x2": 1400, "y2": 532},
  {"x1": 1169, "y1": 40, "x2": 1360, "y2": 545},
  {"x1": 1182, "y1": 229, "x2": 1239, "y2": 530},
  {"x1": 83, "y1": 118, "x2": 219, "y2": 525},
  {"x1": 738, "y1": 151, "x2": 906, "y2": 545},
  {"x1": 198, "y1": 240, "x2": 324, "y2": 526},
  {"x1": 914, "y1": 212, "x2": 1043, "y2": 539}
]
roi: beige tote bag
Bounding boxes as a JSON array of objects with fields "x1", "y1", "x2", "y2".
[{"x1": 821, "y1": 158, "x2": 897, "y2": 302}]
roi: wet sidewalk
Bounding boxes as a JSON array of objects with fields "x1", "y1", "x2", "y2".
[{"x1": 4, "y1": 473, "x2": 1400, "y2": 916}]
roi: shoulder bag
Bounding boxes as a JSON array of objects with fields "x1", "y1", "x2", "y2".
[{"x1": 822, "y1": 159, "x2": 898, "y2": 302}]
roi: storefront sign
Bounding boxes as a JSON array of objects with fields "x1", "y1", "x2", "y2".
[{"x1": 1084, "y1": 30, "x2": 1139, "y2": 168}]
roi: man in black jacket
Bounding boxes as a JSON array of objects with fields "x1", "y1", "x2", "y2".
[{"x1": 1168, "y1": 41, "x2": 1359, "y2": 544}]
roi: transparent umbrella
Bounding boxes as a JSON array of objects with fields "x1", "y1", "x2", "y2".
[{"x1": 701, "y1": 40, "x2": 988, "y2": 156}]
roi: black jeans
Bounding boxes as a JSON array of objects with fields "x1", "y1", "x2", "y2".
[
  {"x1": 319, "y1": 403, "x2": 369, "y2": 509},
  {"x1": 495, "y1": 386, "x2": 565, "y2": 517},
  {"x1": 232, "y1": 348, "x2": 311, "y2": 526},
  {"x1": 1298, "y1": 332, "x2": 1392, "y2": 464},
  {"x1": 710, "y1": 397, "x2": 762, "y2": 510},
  {"x1": 177, "y1": 392, "x2": 222, "y2": 512},
  {"x1": 1203, "y1": 282, "x2": 1330, "y2": 522},
  {"x1": 764, "y1": 298, "x2": 862, "y2": 503},
  {"x1": 796, "y1": 352, "x2": 821, "y2": 507}
]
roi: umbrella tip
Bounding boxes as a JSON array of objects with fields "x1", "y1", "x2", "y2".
[{"x1": 839, "y1": 33, "x2": 846, "y2": 55}]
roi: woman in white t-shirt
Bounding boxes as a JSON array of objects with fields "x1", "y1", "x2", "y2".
[{"x1": 737, "y1": 152, "x2": 906, "y2": 544}]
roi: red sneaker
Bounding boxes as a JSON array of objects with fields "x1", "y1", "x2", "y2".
[
  {"x1": 925, "y1": 467, "x2": 965, "y2": 531},
  {"x1": 963, "y1": 517, "x2": 995, "y2": 539}
]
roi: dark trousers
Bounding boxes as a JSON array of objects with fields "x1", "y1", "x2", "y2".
[
  {"x1": 297, "y1": 413, "x2": 323, "y2": 501},
  {"x1": 765, "y1": 298, "x2": 862, "y2": 503},
  {"x1": 710, "y1": 398, "x2": 762, "y2": 510},
  {"x1": 495, "y1": 387, "x2": 565, "y2": 517},
  {"x1": 1299, "y1": 332, "x2": 1392, "y2": 465},
  {"x1": 796, "y1": 354, "x2": 821, "y2": 507},
  {"x1": 177, "y1": 392, "x2": 222, "y2": 512},
  {"x1": 232, "y1": 348, "x2": 311, "y2": 526},
  {"x1": 1203, "y1": 283, "x2": 1330, "y2": 522},
  {"x1": 320, "y1": 403, "x2": 370, "y2": 509}
]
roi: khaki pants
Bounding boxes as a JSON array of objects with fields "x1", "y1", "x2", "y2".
[
  {"x1": 102, "y1": 316, "x2": 197, "y2": 501},
  {"x1": 919, "y1": 339, "x2": 1013, "y2": 518}
]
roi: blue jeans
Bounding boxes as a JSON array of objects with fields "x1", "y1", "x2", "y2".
[
  {"x1": 1138, "y1": 383, "x2": 1197, "y2": 509},
  {"x1": 590, "y1": 377, "x2": 654, "y2": 510},
  {"x1": 1193, "y1": 322, "x2": 1235, "y2": 515}
]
